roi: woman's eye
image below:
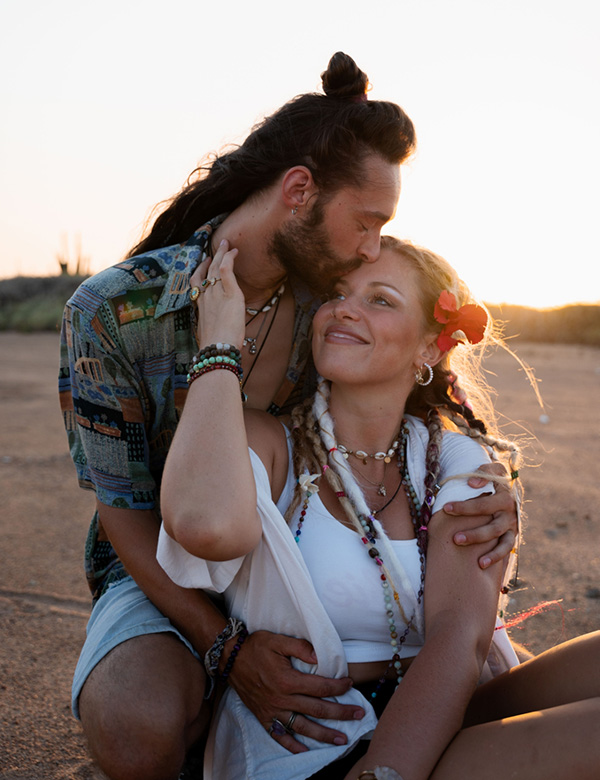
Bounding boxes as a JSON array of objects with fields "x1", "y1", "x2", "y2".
[{"x1": 371, "y1": 295, "x2": 390, "y2": 306}]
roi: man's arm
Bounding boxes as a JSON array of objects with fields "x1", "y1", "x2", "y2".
[{"x1": 98, "y1": 501, "x2": 364, "y2": 752}]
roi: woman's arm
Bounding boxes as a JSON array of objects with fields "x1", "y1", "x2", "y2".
[
  {"x1": 349, "y1": 510, "x2": 503, "y2": 779},
  {"x1": 160, "y1": 367, "x2": 262, "y2": 561},
  {"x1": 160, "y1": 241, "x2": 269, "y2": 561}
]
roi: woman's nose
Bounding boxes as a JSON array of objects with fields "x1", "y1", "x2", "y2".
[{"x1": 332, "y1": 296, "x2": 359, "y2": 320}]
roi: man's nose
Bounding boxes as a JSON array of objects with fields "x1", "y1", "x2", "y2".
[{"x1": 359, "y1": 231, "x2": 381, "y2": 264}]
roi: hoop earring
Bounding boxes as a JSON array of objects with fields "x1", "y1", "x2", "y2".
[{"x1": 415, "y1": 363, "x2": 434, "y2": 386}]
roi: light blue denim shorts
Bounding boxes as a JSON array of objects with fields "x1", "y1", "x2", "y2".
[{"x1": 71, "y1": 576, "x2": 199, "y2": 719}]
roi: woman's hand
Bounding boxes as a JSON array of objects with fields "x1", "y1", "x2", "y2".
[
  {"x1": 228, "y1": 630, "x2": 365, "y2": 753},
  {"x1": 444, "y1": 462, "x2": 519, "y2": 569},
  {"x1": 190, "y1": 239, "x2": 245, "y2": 348}
]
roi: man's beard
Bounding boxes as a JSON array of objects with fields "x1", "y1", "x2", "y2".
[{"x1": 268, "y1": 199, "x2": 362, "y2": 295}]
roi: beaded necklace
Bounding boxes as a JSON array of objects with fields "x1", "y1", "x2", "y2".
[{"x1": 294, "y1": 419, "x2": 429, "y2": 698}]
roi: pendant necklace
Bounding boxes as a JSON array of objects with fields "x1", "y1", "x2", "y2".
[
  {"x1": 243, "y1": 283, "x2": 286, "y2": 354},
  {"x1": 337, "y1": 434, "x2": 401, "y2": 496}
]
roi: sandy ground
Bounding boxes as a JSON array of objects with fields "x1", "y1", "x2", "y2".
[{"x1": 1, "y1": 332, "x2": 599, "y2": 779}]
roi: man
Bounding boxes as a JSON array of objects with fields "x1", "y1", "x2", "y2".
[{"x1": 59, "y1": 52, "x2": 517, "y2": 780}]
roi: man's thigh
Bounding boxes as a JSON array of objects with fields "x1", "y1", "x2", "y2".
[
  {"x1": 79, "y1": 631, "x2": 207, "y2": 732},
  {"x1": 72, "y1": 576, "x2": 201, "y2": 718},
  {"x1": 79, "y1": 633, "x2": 210, "y2": 779}
]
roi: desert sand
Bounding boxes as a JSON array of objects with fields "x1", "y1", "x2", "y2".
[{"x1": 1, "y1": 332, "x2": 599, "y2": 779}]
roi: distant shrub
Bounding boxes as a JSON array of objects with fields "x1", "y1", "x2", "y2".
[
  {"x1": 0, "y1": 275, "x2": 87, "y2": 332},
  {"x1": 487, "y1": 304, "x2": 600, "y2": 347},
  {"x1": 0, "y1": 276, "x2": 599, "y2": 344}
]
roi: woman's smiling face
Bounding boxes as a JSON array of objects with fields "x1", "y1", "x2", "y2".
[{"x1": 312, "y1": 247, "x2": 436, "y2": 391}]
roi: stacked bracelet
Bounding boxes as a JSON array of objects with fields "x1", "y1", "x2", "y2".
[
  {"x1": 204, "y1": 617, "x2": 247, "y2": 697},
  {"x1": 187, "y1": 342, "x2": 243, "y2": 384},
  {"x1": 192, "y1": 342, "x2": 242, "y2": 367},
  {"x1": 220, "y1": 627, "x2": 248, "y2": 683},
  {"x1": 187, "y1": 343, "x2": 246, "y2": 402}
]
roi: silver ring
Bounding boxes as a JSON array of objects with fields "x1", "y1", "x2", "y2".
[{"x1": 285, "y1": 711, "x2": 298, "y2": 733}]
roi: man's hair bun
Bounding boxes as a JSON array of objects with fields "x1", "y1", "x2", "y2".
[{"x1": 321, "y1": 52, "x2": 369, "y2": 99}]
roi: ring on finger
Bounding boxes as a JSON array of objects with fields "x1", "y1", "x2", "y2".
[
  {"x1": 285, "y1": 712, "x2": 298, "y2": 733},
  {"x1": 201, "y1": 277, "x2": 222, "y2": 289},
  {"x1": 190, "y1": 286, "x2": 201, "y2": 302},
  {"x1": 268, "y1": 718, "x2": 288, "y2": 738}
]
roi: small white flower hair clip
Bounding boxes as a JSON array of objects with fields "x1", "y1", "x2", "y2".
[{"x1": 298, "y1": 473, "x2": 320, "y2": 495}]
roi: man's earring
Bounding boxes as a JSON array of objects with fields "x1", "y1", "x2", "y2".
[{"x1": 291, "y1": 206, "x2": 298, "y2": 216}]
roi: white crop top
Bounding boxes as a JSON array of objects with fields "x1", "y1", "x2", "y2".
[
  {"x1": 294, "y1": 494, "x2": 424, "y2": 663},
  {"x1": 276, "y1": 416, "x2": 494, "y2": 664}
]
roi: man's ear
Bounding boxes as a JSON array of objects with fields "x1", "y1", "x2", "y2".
[{"x1": 280, "y1": 166, "x2": 318, "y2": 213}]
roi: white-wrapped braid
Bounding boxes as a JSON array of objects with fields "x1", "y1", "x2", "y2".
[{"x1": 313, "y1": 379, "x2": 425, "y2": 639}]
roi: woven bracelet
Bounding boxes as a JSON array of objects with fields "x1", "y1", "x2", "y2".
[
  {"x1": 204, "y1": 617, "x2": 247, "y2": 699},
  {"x1": 204, "y1": 618, "x2": 246, "y2": 677}
]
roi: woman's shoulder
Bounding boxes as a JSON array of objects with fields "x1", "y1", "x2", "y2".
[
  {"x1": 405, "y1": 414, "x2": 489, "y2": 461},
  {"x1": 244, "y1": 409, "x2": 290, "y2": 498},
  {"x1": 243, "y1": 409, "x2": 287, "y2": 451}
]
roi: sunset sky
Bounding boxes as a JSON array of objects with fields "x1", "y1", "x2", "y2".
[{"x1": 1, "y1": 0, "x2": 598, "y2": 308}]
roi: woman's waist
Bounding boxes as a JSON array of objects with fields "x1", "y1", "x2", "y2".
[{"x1": 348, "y1": 654, "x2": 416, "y2": 685}]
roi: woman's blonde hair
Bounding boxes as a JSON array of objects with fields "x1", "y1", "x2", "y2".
[{"x1": 285, "y1": 236, "x2": 528, "y2": 526}]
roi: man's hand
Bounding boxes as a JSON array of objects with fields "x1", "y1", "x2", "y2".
[
  {"x1": 227, "y1": 630, "x2": 364, "y2": 753},
  {"x1": 443, "y1": 462, "x2": 518, "y2": 569}
]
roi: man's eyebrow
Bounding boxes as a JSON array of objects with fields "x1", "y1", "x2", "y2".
[{"x1": 362, "y1": 210, "x2": 393, "y2": 223}]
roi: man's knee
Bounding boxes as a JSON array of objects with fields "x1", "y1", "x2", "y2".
[{"x1": 78, "y1": 634, "x2": 207, "y2": 780}]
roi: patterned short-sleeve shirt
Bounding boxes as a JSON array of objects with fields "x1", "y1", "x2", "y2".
[{"x1": 59, "y1": 219, "x2": 319, "y2": 600}]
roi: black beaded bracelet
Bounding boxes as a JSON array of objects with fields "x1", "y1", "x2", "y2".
[{"x1": 220, "y1": 627, "x2": 249, "y2": 682}]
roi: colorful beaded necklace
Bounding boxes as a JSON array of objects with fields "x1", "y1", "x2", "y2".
[{"x1": 294, "y1": 419, "x2": 430, "y2": 698}]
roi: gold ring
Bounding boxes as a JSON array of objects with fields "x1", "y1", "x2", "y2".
[{"x1": 190, "y1": 286, "x2": 201, "y2": 301}]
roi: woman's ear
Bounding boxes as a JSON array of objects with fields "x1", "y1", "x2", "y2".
[
  {"x1": 415, "y1": 333, "x2": 445, "y2": 371},
  {"x1": 280, "y1": 166, "x2": 318, "y2": 212}
]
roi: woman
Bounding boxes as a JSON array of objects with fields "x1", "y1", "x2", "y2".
[{"x1": 158, "y1": 237, "x2": 600, "y2": 779}]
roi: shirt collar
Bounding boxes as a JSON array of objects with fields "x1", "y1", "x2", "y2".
[{"x1": 153, "y1": 215, "x2": 227, "y2": 319}]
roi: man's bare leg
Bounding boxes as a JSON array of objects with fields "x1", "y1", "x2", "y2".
[{"x1": 78, "y1": 633, "x2": 209, "y2": 780}]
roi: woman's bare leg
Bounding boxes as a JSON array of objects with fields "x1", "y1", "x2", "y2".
[
  {"x1": 431, "y1": 697, "x2": 600, "y2": 780},
  {"x1": 347, "y1": 633, "x2": 600, "y2": 780},
  {"x1": 465, "y1": 630, "x2": 600, "y2": 725}
]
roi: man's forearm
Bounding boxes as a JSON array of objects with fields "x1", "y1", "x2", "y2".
[{"x1": 97, "y1": 501, "x2": 229, "y2": 655}]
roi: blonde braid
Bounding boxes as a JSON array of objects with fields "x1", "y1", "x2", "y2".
[
  {"x1": 440, "y1": 408, "x2": 522, "y2": 479},
  {"x1": 284, "y1": 400, "x2": 320, "y2": 523}
]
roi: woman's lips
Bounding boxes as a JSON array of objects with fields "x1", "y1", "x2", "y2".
[{"x1": 323, "y1": 325, "x2": 368, "y2": 344}]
